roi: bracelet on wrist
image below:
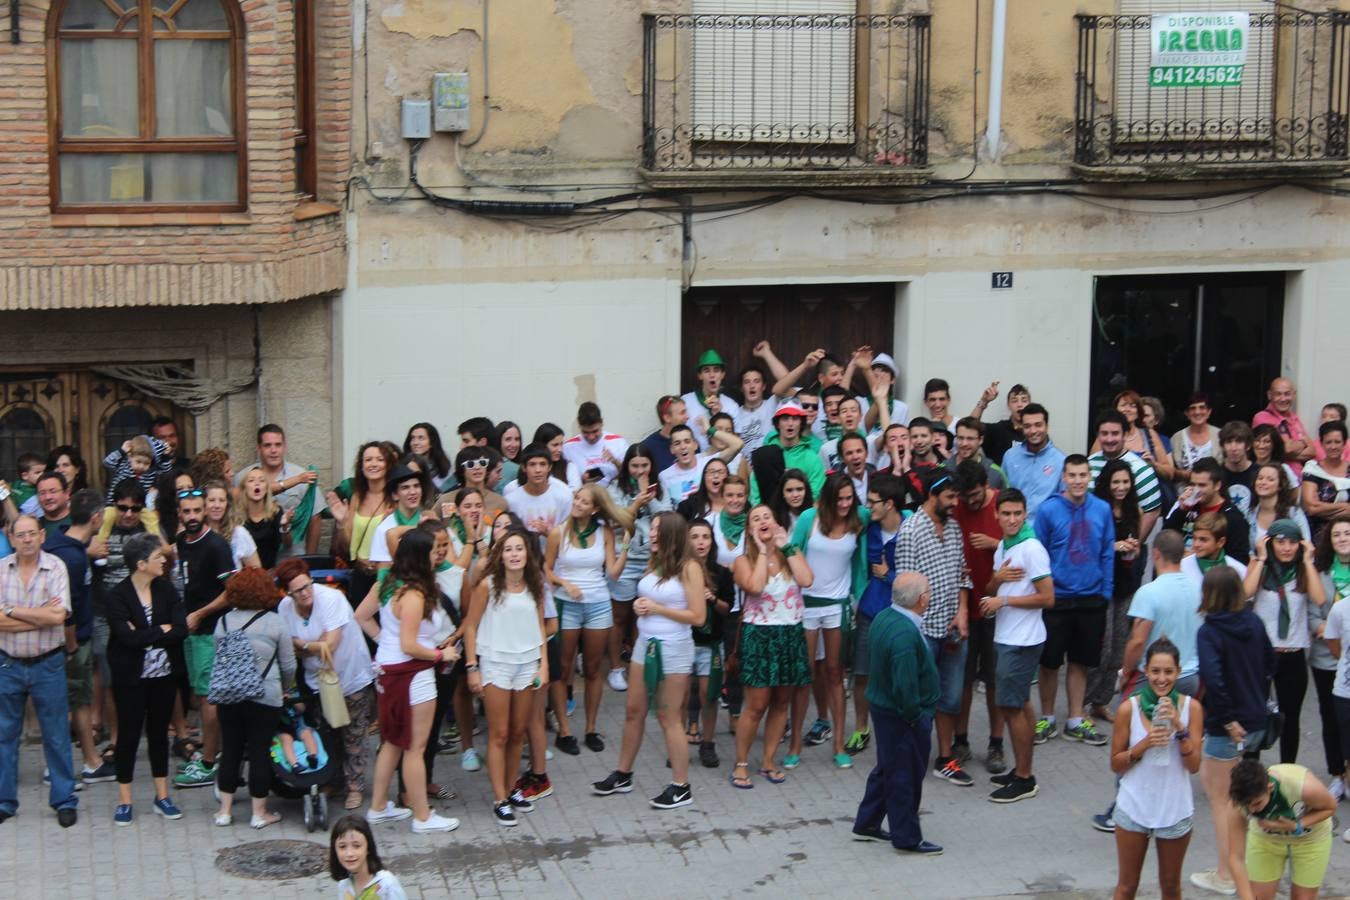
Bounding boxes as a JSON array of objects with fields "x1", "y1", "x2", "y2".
[{"x1": 465, "y1": 663, "x2": 479, "y2": 673}]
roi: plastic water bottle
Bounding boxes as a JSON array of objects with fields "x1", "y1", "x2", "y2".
[{"x1": 1150, "y1": 704, "x2": 1172, "y2": 767}]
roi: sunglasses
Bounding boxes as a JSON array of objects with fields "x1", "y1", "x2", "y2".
[
  {"x1": 799, "y1": 402, "x2": 819, "y2": 411},
  {"x1": 463, "y1": 458, "x2": 491, "y2": 470},
  {"x1": 115, "y1": 504, "x2": 144, "y2": 513},
  {"x1": 177, "y1": 489, "x2": 204, "y2": 499}
]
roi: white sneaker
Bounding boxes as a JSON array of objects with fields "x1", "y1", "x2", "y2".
[
  {"x1": 365, "y1": 802, "x2": 412, "y2": 824},
  {"x1": 411, "y1": 811, "x2": 460, "y2": 834},
  {"x1": 1189, "y1": 870, "x2": 1236, "y2": 896},
  {"x1": 1330, "y1": 777, "x2": 1346, "y2": 802},
  {"x1": 608, "y1": 667, "x2": 628, "y2": 692},
  {"x1": 461, "y1": 748, "x2": 482, "y2": 772},
  {"x1": 1343, "y1": 825, "x2": 1350, "y2": 844}
]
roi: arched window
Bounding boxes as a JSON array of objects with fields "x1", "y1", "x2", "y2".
[
  {"x1": 48, "y1": 0, "x2": 245, "y2": 210},
  {"x1": 103, "y1": 404, "x2": 154, "y2": 457},
  {"x1": 0, "y1": 407, "x2": 53, "y2": 488}
]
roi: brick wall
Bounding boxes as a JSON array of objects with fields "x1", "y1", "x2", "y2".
[{"x1": 0, "y1": 0, "x2": 351, "y2": 310}]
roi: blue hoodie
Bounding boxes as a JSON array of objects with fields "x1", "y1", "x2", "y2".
[
  {"x1": 1197, "y1": 609, "x2": 1275, "y2": 736},
  {"x1": 858, "y1": 518, "x2": 901, "y2": 621},
  {"x1": 1033, "y1": 492, "x2": 1114, "y2": 607},
  {"x1": 43, "y1": 530, "x2": 92, "y2": 643}
]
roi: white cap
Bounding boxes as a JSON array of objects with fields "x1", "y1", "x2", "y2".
[
  {"x1": 773, "y1": 399, "x2": 808, "y2": 418},
  {"x1": 871, "y1": 353, "x2": 898, "y2": 377}
]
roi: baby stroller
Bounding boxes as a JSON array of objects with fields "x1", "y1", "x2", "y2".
[{"x1": 268, "y1": 705, "x2": 342, "y2": 833}]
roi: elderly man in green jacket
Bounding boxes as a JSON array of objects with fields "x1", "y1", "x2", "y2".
[{"x1": 852, "y1": 571, "x2": 943, "y2": 855}]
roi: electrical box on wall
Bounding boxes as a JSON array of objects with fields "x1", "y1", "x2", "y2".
[
  {"x1": 401, "y1": 99, "x2": 432, "y2": 139},
  {"x1": 433, "y1": 72, "x2": 471, "y2": 132}
]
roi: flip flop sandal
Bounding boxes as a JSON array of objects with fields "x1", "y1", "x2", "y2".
[
  {"x1": 172, "y1": 738, "x2": 200, "y2": 761},
  {"x1": 685, "y1": 726, "x2": 702, "y2": 745},
  {"x1": 757, "y1": 767, "x2": 787, "y2": 784},
  {"x1": 728, "y1": 763, "x2": 754, "y2": 790},
  {"x1": 427, "y1": 783, "x2": 457, "y2": 800}
]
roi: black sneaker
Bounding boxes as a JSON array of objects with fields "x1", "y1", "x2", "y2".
[
  {"x1": 989, "y1": 776, "x2": 1040, "y2": 804},
  {"x1": 990, "y1": 770, "x2": 1017, "y2": 787},
  {"x1": 57, "y1": 808, "x2": 77, "y2": 828},
  {"x1": 508, "y1": 789, "x2": 535, "y2": 813},
  {"x1": 649, "y1": 783, "x2": 693, "y2": 810},
  {"x1": 698, "y1": 741, "x2": 720, "y2": 768},
  {"x1": 932, "y1": 758, "x2": 974, "y2": 786},
  {"x1": 555, "y1": 735, "x2": 580, "y2": 756},
  {"x1": 492, "y1": 801, "x2": 517, "y2": 827},
  {"x1": 592, "y1": 770, "x2": 634, "y2": 796},
  {"x1": 584, "y1": 732, "x2": 605, "y2": 753}
]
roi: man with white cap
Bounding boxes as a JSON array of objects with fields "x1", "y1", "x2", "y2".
[
  {"x1": 681, "y1": 349, "x2": 743, "y2": 452},
  {"x1": 864, "y1": 353, "x2": 909, "y2": 434},
  {"x1": 971, "y1": 382, "x2": 1032, "y2": 465}
]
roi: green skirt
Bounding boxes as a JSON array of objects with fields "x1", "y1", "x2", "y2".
[{"x1": 739, "y1": 623, "x2": 810, "y2": 688}]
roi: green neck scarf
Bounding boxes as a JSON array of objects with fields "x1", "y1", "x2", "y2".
[
  {"x1": 1135, "y1": 681, "x2": 1180, "y2": 721},
  {"x1": 643, "y1": 637, "x2": 664, "y2": 711},
  {"x1": 695, "y1": 389, "x2": 718, "y2": 411},
  {"x1": 705, "y1": 645, "x2": 723, "y2": 703},
  {"x1": 1255, "y1": 776, "x2": 1298, "y2": 821},
  {"x1": 719, "y1": 509, "x2": 747, "y2": 547},
  {"x1": 1331, "y1": 557, "x2": 1350, "y2": 601},
  {"x1": 377, "y1": 572, "x2": 403, "y2": 607},
  {"x1": 393, "y1": 505, "x2": 421, "y2": 527},
  {"x1": 448, "y1": 515, "x2": 468, "y2": 546},
  {"x1": 1261, "y1": 557, "x2": 1299, "y2": 640},
  {"x1": 573, "y1": 519, "x2": 599, "y2": 548},
  {"x1": 1000, "y1": 523, "x2": 1036, "y2": 553},
  {"x1": 435, "y1": 560, "x2": 453, "y2": 573},
  {"x1": 825, "y1": 423, "x2": 843, "y2": 441},
  {"x1": 1195, "y1": 552, "x2": 1228, "y2": 574}
]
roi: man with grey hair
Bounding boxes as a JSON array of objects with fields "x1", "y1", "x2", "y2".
[{"x1": 851, "y1": 571, "x2": 942, "y2": 855}]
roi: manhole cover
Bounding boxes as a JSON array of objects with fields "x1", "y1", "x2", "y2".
[{"x1": 216, "y1": 839, "x2": 328, "y2": 880}]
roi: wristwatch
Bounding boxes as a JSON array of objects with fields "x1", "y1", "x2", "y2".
[
  {"x1": 2, "y1": 606, "x2": 13, "y2": 618},
  {"x1": 465, "y1": 664, "x2": 480, "y2": 673}
]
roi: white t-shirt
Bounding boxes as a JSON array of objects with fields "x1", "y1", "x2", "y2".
[
  {"x1": 1179, "y1": 554, "x2": 1248, "y2": 588},
  {"x1": 561, "y1": 433, "x2": 630, "y2": 487},
  {"x1": 228, "y1": 525, "x2": 258, "y2": 569},
  {"x1": 681, "y1": 391, "x2": 743, "y2": 451},
  {"x1": 711, "y1": 513, "x2": 746, "y2": 568},
  {"x1": 659, "y1": 454, "x2": 713, "y2": 502},
  {"x1": 991, "y1": 536, "x2": 1052, "y2": 647},
  {"x1": 278, "y1": 584, "x2": 374, "y2": 695},
  {"x1": 805, "y1": 525, "x2": 857, "y2": 600},
  {"x1": 507, "y1": 479, "x2": 575, "y2": 540},
  {"x1": 1321, "y1": 599, "x2": 1350, "y2": 700},
  {"x1": 811, "y1": 395, "x2": 871, "y2": 442},
  {"x1": 367, "y1": 510, "x2": 422, "y2": 565},
  {"x1": 337, "y1": 869, "x2": 407, "y2": 900},
  {"x1": 735, "y1": 401, "x2": 778, "y2": 457}
]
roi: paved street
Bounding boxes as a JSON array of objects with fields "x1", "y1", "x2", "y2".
[{"x1": 1, "y1": 686, "x2": 1347, "y2": 899}]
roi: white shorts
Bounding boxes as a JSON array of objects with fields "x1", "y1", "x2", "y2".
[
  {"x1": 480, "y1": 655, "x2": 542, "y2": 692},
  {"x1": 408, "y1": 668, "x2": 437, "y2": 706},
  {"x1": 635, "y1": 634, "x2": 695, "y2": 675},
  {"x1": 802, "y1": 605, "x2": 843, "y2": 631}
]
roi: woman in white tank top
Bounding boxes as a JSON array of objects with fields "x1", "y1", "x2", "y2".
[
  {"x1": 1109, "y1": 638, "x2": 1205, "y2": 900},
  {"x1": 544, "y1": 484, "x2": 633, "y2": 754},
  {"x1": 463, "y1": 529, "x2": 552, "y2": 827},
  {"x1": 592, "y1": 512, "x2": 707, "y2": 811}
]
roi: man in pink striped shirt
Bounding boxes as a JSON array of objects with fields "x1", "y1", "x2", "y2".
[
  {"x1": 0, "y1": 514, "x2": 77, "y2": 826},
  {"x1": 1252, "y1": 377, "x2": 1320, "y2": 478}
]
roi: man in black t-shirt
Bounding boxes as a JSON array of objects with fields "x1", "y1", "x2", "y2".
[
  {"x1": 970, "y1": 382, "x2": 1032, "y2": 465},
  {"x1": 173, "y1": 489, "x2": 234, "y2": 789},
  {"x1": 1218, "y1": 421, "x2": 1257, "y2": 513}
]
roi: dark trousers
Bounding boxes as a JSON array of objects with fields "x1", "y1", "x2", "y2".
[
  {"x1": 1311, "y1": 666, "x2": 1345, "y2": 777},
  {"x1": 854, "y1": 705, "x2": 931, "y2": 849},
  {"x1": 112, "y1": 677, "x2": 176, "y2": 783},
  {"x1": 1273, "y1": 651, "x2": 1308, "y2": 765},
  {"x1": 217, "y1": 701, "x2": 277, "y2": 799}
]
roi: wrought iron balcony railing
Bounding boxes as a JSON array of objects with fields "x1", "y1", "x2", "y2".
[
  {"x1": 1074, "y1": 12, "x2": 1350, "y2": 171},
  {"x1": 641, "y1": 13, "x2": 930, "y2": 178}
]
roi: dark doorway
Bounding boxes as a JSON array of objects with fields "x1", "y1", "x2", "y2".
[
  {"x1": 681, "y1": 283, "x2": 897, "y2": 398},
  {"x1": 1089, "y1": 272, "x2": 1285, "y2": 438}
]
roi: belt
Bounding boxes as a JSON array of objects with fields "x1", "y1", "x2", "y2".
[{"x1": 3, "y1": 647, "x2": 62, "y2": 665}]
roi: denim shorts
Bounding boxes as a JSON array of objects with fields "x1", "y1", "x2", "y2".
[
  {"x1": 1203, "y1": 728, "x2": 1265, "y2": 761},
  {"x1": 558, "y1": 599, "x2": 613, "y2": 630},
  {"x1": 993, "y1": 641, "x2": 1043, "y2": 709},
  {"x1": 606, "y1": 558, "x2": 648, "y2": 602},
  {"x1": 693, "y1": 644, "x2": 714, "y2": 677},
  {"x1": 923, "y1": 634, "x2": 969, "y2": 715},
  {"x1": 1114, "y1": 805, "x2": 1193, "y2": 840}
]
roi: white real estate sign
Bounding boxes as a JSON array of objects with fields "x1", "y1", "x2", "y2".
[{"x1": 1150, "y1": 12, "x2": 1249, "y2": 88}]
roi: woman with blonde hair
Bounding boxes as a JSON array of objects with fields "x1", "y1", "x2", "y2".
[
  {"x1": 202, "y1": 479, "x2": 261, "y2": 569},
  {"x1": 239, "y1": 467, "x2": 291, "y2": 569},
  {"x1": 544, "y1": 483, "x2": 634, "y2": 754}
]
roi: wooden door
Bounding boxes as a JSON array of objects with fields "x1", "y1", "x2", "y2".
[
  {"x1": 681, "y1": 282, "x2": 897, "y2": 396},
  {"x1": 0, "y1": 370, "x2": 192, "y2": 493}
]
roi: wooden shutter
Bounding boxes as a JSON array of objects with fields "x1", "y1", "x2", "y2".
[
  {"x1": 1113, "y1": 0, "x2": 1274, "y2": 142},
  {"x1": 690, "y1": 0, "x2": 856, "y2": 144}
]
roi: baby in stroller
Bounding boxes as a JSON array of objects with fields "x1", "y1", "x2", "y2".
[{"x1": 272, "y1": 694, "x2": 328, "y2": 774}]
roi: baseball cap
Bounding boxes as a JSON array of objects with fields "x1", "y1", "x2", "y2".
[
  {"x1": 773, "y1": 399, "x2": 809, "y2": 419},
  {"x1": 871, "y1": 353, "x2": 898, "y2": 377}
]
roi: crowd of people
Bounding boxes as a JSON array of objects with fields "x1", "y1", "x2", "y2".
[{"x1": 0, "y1": 343, "x2": 1346, "y2": 898}]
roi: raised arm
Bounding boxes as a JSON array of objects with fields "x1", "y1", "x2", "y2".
[
  {"x1": 751, "y1": 340, "x2": 790, "y2": 384},
  {"x1": 771, "y1": 348, "x2": 825, "y2": 399}
]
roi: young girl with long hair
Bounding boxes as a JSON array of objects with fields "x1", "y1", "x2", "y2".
[
  {"x1": 1247, "y1": 462, "x2": 1310, "y2": 548},
  {"x1": 544, "y1": 484, "x2": 633, "y2": 754},
  {"x1": 785, "y1": 471, "x2": 869, "y2": 769},
  {"x1": 686, "y1": 517, "x2": 735, "y2": 767},
  {"x1": 239, "y1": 467, "x2": 290, "y2": 568},
  {"x1": 403, "y1": 423, "x2": 453, "y2": 491},
  {"x1": 329, "y1": 815, "x2": 407, "y2": 900},
  {"x1": 1086, "y1": 458, "x2": 1143, "y2": 718},
  {"x1": 769, "y1": 468, "x2": 814, "y2": 532},
  {"x1": 332, "y1": 442, "x2": 396, "y2": 606},
  {"x1": 463, "y1": 528, "x2": 550, "y2": 826},
  {"x1": 730, "y1": 504, "x2": 813, "y2": 788},
  {"x1": 532, "y1": 423, "x2": 581, "y2": 491},
  {"x1": 367, "y1": 530, "x2": 460, "y2": 834},
  {"x1": 677, "y1": 457, "x2": 730, "y2": 522},
  {"x1": 202, "y1": 479, "x2": 261, "y2": 569},
  {"x1": 592, "y1": 512, "x2": 707, "y2": 810},
  {"x1": 606, "y1": 444, "x2": 673, "y2": 692}
]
